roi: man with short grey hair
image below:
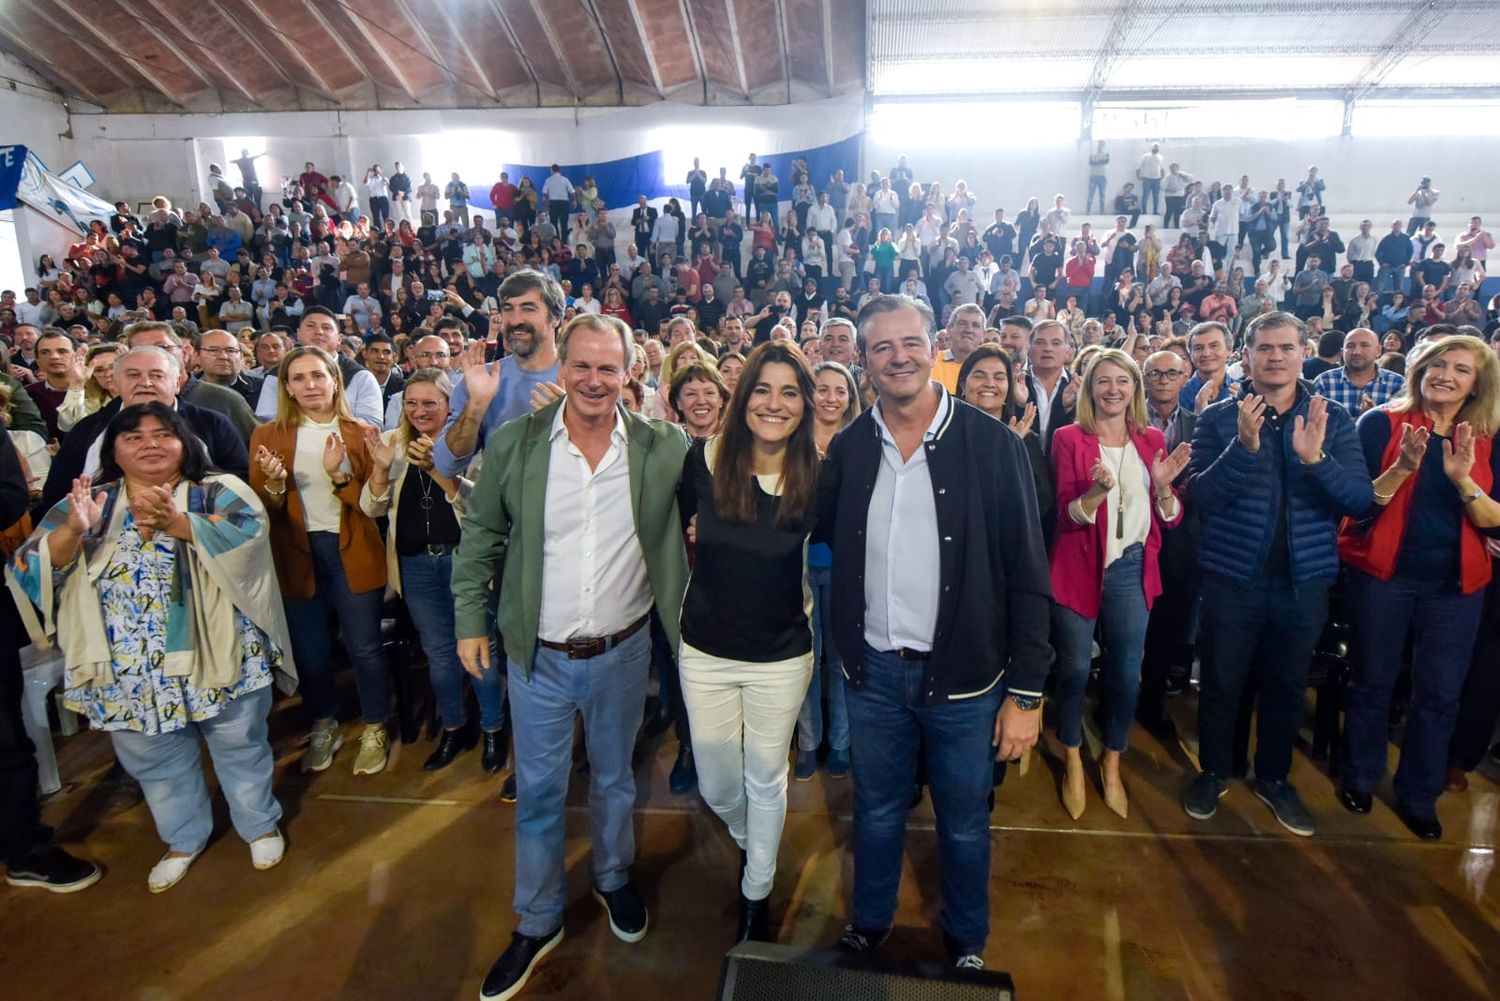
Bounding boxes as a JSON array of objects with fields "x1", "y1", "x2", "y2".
[{"x1": 39, "y1": 345, "x2": 247, "y2": 512}]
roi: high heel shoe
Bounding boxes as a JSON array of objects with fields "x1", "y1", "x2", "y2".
[
  {"x1": 1062, "y1": 747, "x2": 1086, "y2": 820},
  {"x1": 1100, "y1": 750, "x2": 1129, "y2": 819}
]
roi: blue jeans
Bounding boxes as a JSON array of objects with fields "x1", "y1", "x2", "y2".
[
  {"x1": 399, "y1": 551, "x2": 505, "y2": 731},
  {"x1": 1196, "y1": 573, "x2": 1328, "y2": 782},
  {"x1": 1340, "y1": 570, "x2": 1484, "y2": 811},
  {"x1": 283, "y1": 531, "x2": 390, "y2": 725},
  {"x1": 1140, "y1": 177, "x2": 1161, "y2": 215},
  {"x1": 1278, "y1": 218, "x2": 1291, "y2": 259},
  {"x1": 508, "y1": 625, "x2": 651, "y2": 937},
  {"x1": 846, "y1": 646, "x2": 1002, "y2": 953},
  {"x1": 797, "y1": 565, "x2": 849, "y2": 753},
  {"x1": 1375, "y1": 264, "x2": 1403, "y2": 294},
  {"x1": 1051, "y1": 544, "x2": 1149, "y2": 752},
  {"x1": 873, "y1": 212, "x2": 896, "y2": 237},
  {"x1": 111, "y1": 687, "x2": 281, "y2": 853},
  {"x1": 1087, "y1": 176, "x2": 1108, "y2": 214}
]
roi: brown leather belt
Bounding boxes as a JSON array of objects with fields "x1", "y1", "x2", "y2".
[{"x1": 538, "y1": 614, "x2": 650, "y2": 660}]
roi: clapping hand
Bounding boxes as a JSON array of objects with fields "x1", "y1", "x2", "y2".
[
  {"x1": 363, "y1": 426, "x2": 396, "y2": 472},
  {"x1": 322, "y1": 432, "x2": 347, "y2": 476},
  {"x1": 130, "y1": 483, "x2": 182, "y2": 536},
  {"x1": 1007, "y1": 402, "x2": 1037, "y2": 438},
  {"x1": 1089, "y1": 457, "x2": 1116, "y2": 494},
  {"x1": 254, "y1": 445, "x2": 287, "y2": 490},
  {"x1": 1395, "y1": 424, "x2": 1429, "y2": 473},
  {"x1": 65, "y1": 475, "x2": 106, "y2": 535},
  {"x1": 530, "y1": 381, "x2": 564, "y2": 411},
  {"x1": 1151, "y1": 443, "x2": 1192, "y2": 493},
  {"x1": 1237, "y1": 393, "x2": 1267, "y2": 452},
  {"x1": 1443, "y1": 421, "x2": 1477, "y2": 483},
  {"x1": 406, "y1": 434, "x2": 436, "y2": 471},
  {"x1": 1061, "y1": 377, "x2": 1082, "y2": 411},
  {"x1": 1291, "y1": 395, "x2": 1328, "y2": 464},
  {"x1": 1194, "y1": 376, "x2": 1222, "y2": 414}
]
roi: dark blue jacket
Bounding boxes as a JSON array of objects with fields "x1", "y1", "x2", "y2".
[
  {"x1": 1187, "y1": 381, "x2": 1371, "y2": 585},
  {"x1": 40, "y1": 398, "x2": 248, "y2": 516},
  {"x1": 814, "y1": 395, "x2": 1054, "y2": 703}
]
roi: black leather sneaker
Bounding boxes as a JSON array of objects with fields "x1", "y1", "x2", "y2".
[
  {"x1": 480, "y1": 927, "x2": 564, "y2": 1001},
  {"x1": 835, "y1": 924, "x2": 890, "y2": 954},
  {"x1": 593, "y1": 882, "x2": 648, "y2": 942}
]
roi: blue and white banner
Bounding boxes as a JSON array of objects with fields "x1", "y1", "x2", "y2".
[{"x1": 0, "y1": 144, "x2": 26, "y2": 211}]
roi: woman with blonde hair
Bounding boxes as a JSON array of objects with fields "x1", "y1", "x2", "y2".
[
  {"x1": 793, "y1": 359, "x2": 862, "y2": 781},
  {"x1": 359, "y1": 369, "x2": 507, "y2": 773},
  {"x1": 248, "y1": 346, "x2": 392, "y2": 777},
  {"x1": 55, "y1": 343, "x2": 120, "y2": 433},
  {"x1": 1049, "y1": 350, "x2": 1190, "y2": 819},
  {"x1": 1338, "y1": 334, "x2": 1500, "y2": 839}
]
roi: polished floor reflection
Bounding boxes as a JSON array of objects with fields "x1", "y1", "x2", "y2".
[{"x1": 3, "y1": 696, "x2": 1497, "y2": 1001}]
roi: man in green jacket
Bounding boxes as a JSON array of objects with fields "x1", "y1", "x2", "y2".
[{"x1": 454, "y1": 313, "x2": 689, "y2": 1001}]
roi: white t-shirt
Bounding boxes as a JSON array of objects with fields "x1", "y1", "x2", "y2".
[{"x1": 295, "y1": 417, "x2": 346, "y2": 533}]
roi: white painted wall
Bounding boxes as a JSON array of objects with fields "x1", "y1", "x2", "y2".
[
  {"x1": 860, "y1": 134, "x2": 1500, "y2": 219},
  {"x1": 0, "y1": 50, "x2": 84, "y2": 170}
]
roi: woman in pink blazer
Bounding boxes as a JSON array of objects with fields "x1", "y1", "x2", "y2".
[{"x1": 1050, "y1": 349, "x2": 1191, "y2": 820}]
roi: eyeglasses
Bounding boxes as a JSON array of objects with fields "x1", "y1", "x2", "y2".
[
  {"x1": 415, "y1": 351, "x2": 450, "y2": 361},
  {"x1": 198, "y1": 346, "x2": 240, "y2": 356},
  {"x1": 1144, "y1": 369, "x2": 1185, "y2": 380}
]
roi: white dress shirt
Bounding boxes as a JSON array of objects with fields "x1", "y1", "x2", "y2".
[
  {"x1": 538, "y1": 403, "x2": 652, "y2": 643},
  {"x1": 864, "y1": 386, "x2": 950, "y2": 653}
]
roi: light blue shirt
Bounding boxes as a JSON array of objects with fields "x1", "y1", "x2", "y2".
[
  {"x1": 864, "y1": 385, "x2": 950, "y2": 653},
  {"x1": 432, "y1": 357, "x2": 561, "y2": 477}
]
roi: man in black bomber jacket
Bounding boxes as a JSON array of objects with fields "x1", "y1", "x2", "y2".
[{"x1": 813, "y1": 294, "x2": 1054, "y2": 969}]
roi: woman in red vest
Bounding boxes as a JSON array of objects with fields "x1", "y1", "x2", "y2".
[{"x1": 1338, "y1": 334, "x2": 1500, "y2": 840}]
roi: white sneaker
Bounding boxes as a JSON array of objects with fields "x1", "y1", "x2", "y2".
[
  {"x1": 250, "y1": 830, "x2": 285, "y2": 871},
  {"x1": 352, "y1": 724, "x2": 389, "y2": 776},
  {"x1": 147, "y1": 850, "x2": 201, "y2": 893}
]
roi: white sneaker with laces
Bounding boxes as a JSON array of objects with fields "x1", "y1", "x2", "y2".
[
  {"x1": 148, "y1": 850, "x2": 201, "y2": 893},
  {"x1": 250, "y1": 830, "x2": 285, "y2": 870},
  {"x1": 955, "y1": 954, "x2": 985, "y2": 971}
]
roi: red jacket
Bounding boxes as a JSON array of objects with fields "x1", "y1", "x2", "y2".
[{"x1": 1050, "y1": 423, "x2": 1181, "y2": 619}]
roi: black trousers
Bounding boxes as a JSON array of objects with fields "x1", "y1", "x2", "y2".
[
  {"x1": 1164, "y1": 196, "x2": 1185, "y2": 229},
  {"x1": 1450, "y1": 572, "x2": 1500, "y2": 771},
  {"x1": 368, "y1": 195, "x2": 389, "y2": 228},
  {"x1": 1140, "y1": 530, "x2": 1199, "y2": 718},
  {"x1": 0, "y1": 589, "x2": 46, "y2": 866},
  {"x1": 548, "y1": 199, "x2": 570, "y2": 236}
]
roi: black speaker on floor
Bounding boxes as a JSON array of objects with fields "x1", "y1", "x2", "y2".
[{"x1": 718, "y1": 942, "x2": 1016, "y2": 1000}]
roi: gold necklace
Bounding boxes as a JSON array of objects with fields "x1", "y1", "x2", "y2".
[{"x1": 1102, "y1": 442, "x2": 1129, "y2": 539}]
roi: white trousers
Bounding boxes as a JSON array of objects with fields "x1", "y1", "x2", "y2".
[{"x1": 678, "y1": 642, "x2": 813, "y2": 901}]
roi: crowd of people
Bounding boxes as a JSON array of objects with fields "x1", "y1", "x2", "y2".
[{"x1": 1, "y1": 144, "x2": 1498, "y2": 1001}]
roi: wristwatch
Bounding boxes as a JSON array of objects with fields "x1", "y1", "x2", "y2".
[
  {"x1": 1008, "y1": 692, "x2": 1044, "y2": 712},
  {"x1": 1460, "y1": 487, "x2": 1484, "y2": 504}
]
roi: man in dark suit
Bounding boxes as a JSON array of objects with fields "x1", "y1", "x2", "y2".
[
  {"x1": 40, "y1": 345, "x2": 247, "y2": 515},
  {"x1": 1018, "y1": 319, "x2": 1077, "y2": 454},
  {"x1": 1137, "y1": 350, "x2": 1200, "y2": 740}
]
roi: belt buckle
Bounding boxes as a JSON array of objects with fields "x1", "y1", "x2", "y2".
[
  {"x1": 564, "y1": 637, "x2": 604, "y2": 660},
  {"x1": 425, "y1": 544, "x2": 445, "y2": 557}
]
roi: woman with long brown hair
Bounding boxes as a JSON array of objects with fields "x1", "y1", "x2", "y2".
[
  {"x1": 676, "y1": 341, "x2": 821, "y2": 944},
  {"x1": 248, "y1": 346, "x2": 392, "y2": 777}
]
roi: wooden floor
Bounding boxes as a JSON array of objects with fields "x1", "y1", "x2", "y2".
[{"x1": 4, "y1": 692, "x2": 1498, "y2": 1001}]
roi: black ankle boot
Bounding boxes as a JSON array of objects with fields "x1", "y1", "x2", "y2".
[
  {"x1": 735, "y1": 893, "x2": 771, "y2": 943},
  {"x1": 423, "y1": 725, "x2": 476, "y2": 771},
  {"x1": 481, "y1": 725, "x2": 509, "y2": 774}
]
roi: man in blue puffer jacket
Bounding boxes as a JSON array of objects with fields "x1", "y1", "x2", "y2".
[{"x1": 1182, "y1": 311, "x2": 1373, "y2": 837}]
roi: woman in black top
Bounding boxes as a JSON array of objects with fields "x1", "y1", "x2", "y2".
[
  {"x1": 677, "y1": 342, "x2": 820, "y2": 945},
  {"x1": 360, "y1": 369, "x2": 507, "y2": 774}
]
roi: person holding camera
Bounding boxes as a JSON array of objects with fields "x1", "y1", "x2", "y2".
[{"x1": 1407, "y1": 177, "x2": 1440, "y2": 236}]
